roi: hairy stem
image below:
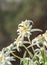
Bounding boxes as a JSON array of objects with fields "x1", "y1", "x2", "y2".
[
  {"x1": 11, "y1": 52, "x2": 22, "y2": 60},
  {"x1": 23, "y1": 45, "x2": 33, "y2": 58},
  {"x1": 28, "y1": 37, "x2": 35, "y2": 54}
]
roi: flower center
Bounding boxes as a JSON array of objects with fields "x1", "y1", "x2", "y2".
[
  {"x1": 37, "y1": 35, "x2": 43, "y2": 39},
  {"x1": 0, "y1": 55, "x2": 3, "y2": 61},
  {"x1": 21, "y1": 26, "x2": 28, "y2": 32}
]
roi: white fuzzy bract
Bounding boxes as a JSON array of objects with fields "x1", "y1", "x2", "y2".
[
  {"x1": 17, "y1": 20, "x2": 42, "y2": 38},
  {"x1": 32, "y1": 35, "x2": 44, "y2": 47},
  {"x1": 0, "y1": 49, "x2": 15, "y2": 65},
  {"x1": 32, "y1": 31, "x2": 47, "y2": 47},
  {"x1": 17, "y1": 20, "x2": 33, "y2": 38},
  {"x1": 14, "y1": 35, "x2": 24, "y2": 51}
]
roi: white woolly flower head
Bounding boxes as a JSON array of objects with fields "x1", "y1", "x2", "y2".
[
  {"x1": 17, "y1": 20, "x2": 33, "y2": 38},
  {"x1": 0, "y1": 49, "x2": 15, "y2": 65},
  {"x1": 17, "y1": 20, "x2": 42, "y2": 38},
  {"x1": 32, "y1": 35, "x2": 44, "y2": 47}
]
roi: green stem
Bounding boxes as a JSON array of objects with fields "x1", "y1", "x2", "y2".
[
  {"x1": 28, "y1": 37, "x2": 35, "y2": 54},
  {"x1": 27, "y1": 44, "x2": 33, "y2": 48},
  {"x1": 43, "y1": 45, "x2": 46, "y2": 63},
  {"x1": 11, "y1": 52, "x2": 22, "y2": 60},
  {"x1": 23, "y1": 51, "x2": 27, "y2": 58},
  {"x1": 23, "y1": 45, "x2": 33, "y2": 58},
  {"x1": 23, "y1": 44, "x2": 33, "y2": 58}
]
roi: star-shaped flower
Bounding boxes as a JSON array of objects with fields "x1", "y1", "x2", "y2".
[
  {"x1": 17, "y1": 20, "x2": 33, "y2": 38},
  {"x1": 17, "y1": 20, "x2": 42, "y2": 38},
  {"x1": 0, "y1": 49, "x2": 15, "y2": 65}
]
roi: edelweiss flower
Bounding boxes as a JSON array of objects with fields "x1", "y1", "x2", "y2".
[
  {"x1": 32, "y1": 35, "x2": 44, "y2": 47},
  {"x1": 17, "y1": 20, "x2": 42, "y2": 38},
  {"x1": 0, "y1": 49, "x2": 15, "y2": 65},
  {"x1": 43, "y1": 30, "x2": 47, "y2": 41},
  {"x1": 17, "y1": 20, "x2": 33, "y2": 38}
]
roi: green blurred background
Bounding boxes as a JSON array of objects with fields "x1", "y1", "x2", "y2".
[{"x1": 0, "y1": 0, "x2": 47, "y2": 50}]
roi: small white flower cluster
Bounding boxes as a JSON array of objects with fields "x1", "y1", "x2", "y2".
[
  {"x1": 0, "y1": 48, "x2": 15, "y2": 65},
  {"x1": 0, "y1": 19, "x2": 47, "y2": 65},
  {"x1": 17, "y1": 20, "x2": 42, "y2": 38},
  {"x1": 17, "y1": 20, "x2": 33, "y2": 38},
  {"x1": 32, "y1": 30, "x2": 47, "y2": 47}
]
